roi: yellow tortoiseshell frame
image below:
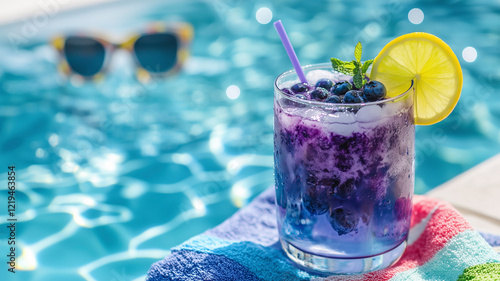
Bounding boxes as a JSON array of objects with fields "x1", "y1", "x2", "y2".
[{"x1": 51, "y1": 22, "x2": 193, "y2": 83}]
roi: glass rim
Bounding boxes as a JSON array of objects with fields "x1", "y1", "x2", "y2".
[{"x1": 274, "y1": 63, "x2": 414, "y2": 108}]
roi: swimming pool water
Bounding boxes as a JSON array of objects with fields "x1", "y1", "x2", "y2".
[{"x1": 0, "y1": 0, "x2": 499, "y2": 280}]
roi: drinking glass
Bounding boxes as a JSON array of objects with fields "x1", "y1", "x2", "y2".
[{"x1": 274, "y1": 63, "x2": 415, "y2": 274}]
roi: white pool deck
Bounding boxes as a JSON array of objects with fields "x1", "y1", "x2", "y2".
[
  {"x1": 0, "y1": 0, "x2": 113, "y2": 25},
  {"x1": 426, "y1": 153, "x2": 500, "y2": 235}
]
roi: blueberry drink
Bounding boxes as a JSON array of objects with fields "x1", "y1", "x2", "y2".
[{"x1": 274, "y1": 64, "x2": 414, "y2": 274}]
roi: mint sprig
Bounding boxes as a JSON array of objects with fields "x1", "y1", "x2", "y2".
[{"x1": 331, "y1": 42, "x2": 373, "y2": 89}]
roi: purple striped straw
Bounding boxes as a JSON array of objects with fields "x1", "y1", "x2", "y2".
[{"x1": 273, "y1": 20, "x2": 308, "y2": 84}]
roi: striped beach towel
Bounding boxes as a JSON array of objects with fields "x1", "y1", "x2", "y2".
[{"x1": 147, "y1": 188, "x2": 500, "y2": 280}]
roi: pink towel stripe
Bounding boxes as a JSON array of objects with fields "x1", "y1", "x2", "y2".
[
  {"x1": 403, "y1": 199, "x2": 472, "y2": 265},
  {"x1": 410, "y1": 195, "x2": 440, "y2": 227}
]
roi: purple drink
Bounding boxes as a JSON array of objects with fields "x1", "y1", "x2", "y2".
[{"x1": 274, "y1": 64, "x2": 415, "y2": 274}]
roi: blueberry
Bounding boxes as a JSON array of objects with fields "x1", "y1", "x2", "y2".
[
  {"x1": 343, "y1": 90, "x2": 364, "y2": 103},
  {"x1": 281, "y1": 88, "x2": 293, "y2": 95},
  {"x1": 309, "y1": 88, "x2": 329, "y2": 101},
  {"x1": 294, "y1": 94, "x2": 307, "y2": 100},
  {"x1": 303, "y1": 173, "x2": 328, "y2": 215},
  {"x1": 362, "y1": 81, "x2": 387, "y2": 101},
  {"x1": 291, "y1": 83, "x2": 309, "y2": 94},
  {"x1": 333, "y1": 178, "x2": 357, "y2": 199},
  {"x1": 329, "y1": 207, "x2": 358, "y2": 235},
  {"x1": 324, "y1": 95, "x2": 342, "y2": 104},
  {"x1": 303, "y1": 187, "x2": 329, "y2": 215},
  {"x1": 304, "y1": 175, "x2": 338, "y2": 215},
  {"x1": 331, "y1": 81, "x2": 352, "y2": 96},
  {"x1": 315, "y1": 79, "x2": 333, "y2": 90}
]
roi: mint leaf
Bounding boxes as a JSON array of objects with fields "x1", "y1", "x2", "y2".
[
  {"x1": 354, "y1": 42, "x2": 362, "y2": 62},
  {"x1": 361, "y1": 59, "x2": 373, "y2": 74},
  {"x1": 340, "y1": 61, "x2": 356, "y2": 75},
  {"x1": 331, "y1": 58, "x2": 344, "y2": 72},
  {"x1": 331, "y1": 58, "x2": 356, "y2": 75}
]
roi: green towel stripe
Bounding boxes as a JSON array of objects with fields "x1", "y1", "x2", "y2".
[
  {"x1": 457, "y1": 263, "x2": 500, "y2": 281},
  {"x1": 390, "y1": 230, "x2": 500, "y2": 281}
]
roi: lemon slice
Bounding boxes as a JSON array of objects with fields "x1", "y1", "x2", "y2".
[{"x1": 370, "y1": 32, "x2": 463, "y2": 125}]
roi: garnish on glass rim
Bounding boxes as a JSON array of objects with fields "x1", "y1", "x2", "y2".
[{"x1": 330, "y1": 42, "x2": 373, "y2": 89}]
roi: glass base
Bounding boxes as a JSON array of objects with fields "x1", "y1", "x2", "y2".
[{"x1": 280, "y1": 238, "x2": 407, "y2": 275}]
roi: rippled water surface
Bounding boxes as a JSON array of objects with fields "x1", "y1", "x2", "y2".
[{"x1": 0, "y1": 0, "x2": 499, "y2": 280}]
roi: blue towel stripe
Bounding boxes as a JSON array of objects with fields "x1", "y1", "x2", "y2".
[
  {"x1": 146, "y1": 249, "x2": 262, "y2": 281},
  {"x1": 173, "y1": 234, "x2": 317, "y2": 281}
]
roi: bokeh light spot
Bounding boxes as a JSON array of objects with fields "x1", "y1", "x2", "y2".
[
  {"x1": 49, "y1": 134, "x2": 59, "y2": 147},
  {"x1": 226, "y1": 85, "x2": 240, "y2": 100},
  {"x1": 256, "y1": 7, "x2": 272, "y2": 24},
  {"x1": 36, "y1": 148, "x2": 46, "y2": 158},
  {"x1": 462, "y1": 47, "x2": 477, "y2": 62},
  {"x1": 408, "y1": 8, "x2": 424, "y2": 24}
]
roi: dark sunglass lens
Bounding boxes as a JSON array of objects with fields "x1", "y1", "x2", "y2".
[
  {"x1": 133, "y1": 33, "x2": 178, "y2": 73},
  {"x1": 63, "y1": 37, "x2": 106, "y2": 77}
]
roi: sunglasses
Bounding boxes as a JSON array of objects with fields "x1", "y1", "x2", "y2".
[{"x1": 52, "y1": 22, "x2": 193, "y2": 82}]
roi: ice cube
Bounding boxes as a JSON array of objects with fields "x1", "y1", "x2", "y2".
[
  {"x1": 321, "y1": 111, "x2": 359, "y2": 136},
  {"x1": 356, "y1": 105, "x2": 383, "y2": 123},
  {"x1": 381, "y1": 102, "x2": 403, "y2": 117},
  {"x1": 299, "y1": 108, "x2": 325, "y2": 121},
  {"x1": 305, "y1": 70, "x2": 335, "y2": 86},
  {"x1": 322, "y1": 111, "x2": 356, "y2": 124}
]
